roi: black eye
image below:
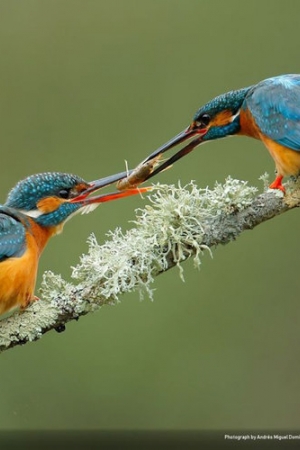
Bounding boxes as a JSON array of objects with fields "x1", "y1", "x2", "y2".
[
  {"x1": 58, "y1": 189, "x2": 70, "y2": 199},
  {"x1": 199, "y1": 114, "x2": 210, "y2": 126}
]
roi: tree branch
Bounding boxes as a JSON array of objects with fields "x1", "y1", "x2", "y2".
[{"x1": 1, "y1": 176, "x2": 300, "y2": 353}]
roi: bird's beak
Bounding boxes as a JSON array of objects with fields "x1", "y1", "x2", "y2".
[
  {"x1": 70, "y1": 170, "x2": 151, "y2": 205},
  {"x1": 135, "y1": 125, "x2": 204, "y2": 182}
]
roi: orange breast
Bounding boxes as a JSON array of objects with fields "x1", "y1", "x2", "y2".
[
  {"x1": 0, "y1": 242, "x2": 38, "y2": 315},
  {"x1": 260, "y1": 136, "x2": 300, "y2": 177},
  {"x1": 0, "y1": 220, "x2": 56, "y2": 316},
  {"x1": 239, "y1": 108, "x2": 300, "y2": 177}
]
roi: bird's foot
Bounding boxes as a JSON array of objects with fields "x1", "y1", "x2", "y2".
[
  {"x1": 269, "y1": 175, "x2": 285, "y2": 193},
  {"x1": 20, "y1": 295, "x2": 40, "y2": 311}
]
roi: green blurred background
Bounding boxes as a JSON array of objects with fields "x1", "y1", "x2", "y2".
[{"x1": 0, "y1": 0, "x2": 299, "y2": 431}]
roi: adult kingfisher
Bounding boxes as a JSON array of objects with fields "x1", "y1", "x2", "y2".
[
  {"x1": 138, "y1": 74, "x2": 300, "y2": 192},
  {"x1": 0, "y1": 170, "x2": 149, "y2": 316}
]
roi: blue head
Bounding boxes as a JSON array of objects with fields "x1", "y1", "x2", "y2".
[
  {"x1": 141, "y1": 85, "x2": 253, "y2": 180},
  {"x1": 5, "y1": 172, "x2": 90, "y2": 227},
  {"x1": 191, "y1": 86, "x2": 251, "y2": 140},
  {"x1": 5, "y1": 171, "x2": 150, "y2": 229}
]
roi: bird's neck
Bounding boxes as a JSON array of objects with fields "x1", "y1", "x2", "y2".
[
  {"x1": 225, "y1": 87, "x2": 253, "y2": 137},
  {"x1": 238, "y1": 107, "x2": 261, "y2": 139},
  {"x1": 27, "y1": 219, "x2": 58, "y2": 255}
]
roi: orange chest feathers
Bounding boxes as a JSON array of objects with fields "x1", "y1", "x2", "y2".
[
  {"x1": 0, "y1": 220, "x2": 56, "y2": 316},
  {"x1": 239, "y1": 108, "x2": 300, "y2": 177}
]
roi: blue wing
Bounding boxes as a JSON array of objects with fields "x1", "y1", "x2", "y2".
[
  {"x1": 245, "y1": 74, "x2": 300, "y2": 151},
  {"x1": 0, "y1": 207, "x2": 26, "y2": 262}
]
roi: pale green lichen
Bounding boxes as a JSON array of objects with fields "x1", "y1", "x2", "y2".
[
  {"x1": 259, "y1": 172, "x2": 270, "y2": 191},
  {"x1": 0, "y1": 299, "x2": 59, "y2": 347},
  {"x1": 0, "y1": 177, "x2": 262, "y2": 349},
  {"x1": 41, "y1": 177, "x2": 257, "y2": 306}
]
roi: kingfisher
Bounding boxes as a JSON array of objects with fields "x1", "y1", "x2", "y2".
[
  {"x1": 0, "y1": 170, "x2": 149, "y2": 316},
  {"x1": 138, "y1": 74, "x2": 300, "y2": 192}
]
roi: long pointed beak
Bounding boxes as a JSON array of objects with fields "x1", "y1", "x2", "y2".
[
  {"x1": 137, "y1": 126, "x2": 203, "y2": 182},
  {"x1": 70, "y1": 171, "x2": 151, "y2": 205},
  {"x1": 82, "y1": 170, "x2": 135, "y2": 195},
  {"x1": 143, "y1": 127, "x2": 196, "y2": 163},
  {"x1": 78, "y1": 186, "x2": 151, "y2": 205}
]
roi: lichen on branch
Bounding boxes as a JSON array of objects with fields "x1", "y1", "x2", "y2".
[
  {"x1": 0, "y1": 176, "x2": 299, "y2": 352},
  {"x1": 42, "y1": 177, "x2": 258, "y2": 300}
]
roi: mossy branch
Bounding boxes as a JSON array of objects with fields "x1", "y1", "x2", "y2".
[{"x1": 1, "y1": 176, "x2": 300, "y2": 353}]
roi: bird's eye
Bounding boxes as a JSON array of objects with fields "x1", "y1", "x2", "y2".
[
  {"x1": 58, "y1": 189, "x2": 70, "y2": 199},
  {"x1": 199, "y1": 114, "x2": 210, "y2": 126}
]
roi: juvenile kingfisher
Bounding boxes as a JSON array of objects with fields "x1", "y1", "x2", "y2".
[
  {"x1": 139, "y1": 74, "x2": 300, "y2": 192},
  {"x1": 0, "y1": 171, "x2": 149, "y2": 316}
]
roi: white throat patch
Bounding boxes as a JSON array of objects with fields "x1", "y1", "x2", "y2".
[
  {"x1": 20, "y1": 202, "x2": 99, "y2": 221},
  {"x1": 230, "y1": 109, "x2": 241, "y2": 122},
  {"x1": 19, "y1": 208, "x2": 43, "y2": 218}
]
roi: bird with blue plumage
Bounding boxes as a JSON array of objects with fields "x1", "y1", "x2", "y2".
[
  {"x1": 0, "y1": 170, "x2": 150, "y2": 316},
  {"x1": 138, "y1": 74, "x2": 300, "y2": 192}
]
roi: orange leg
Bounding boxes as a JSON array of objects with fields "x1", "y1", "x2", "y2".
[{"x1": 269, "y1": 175, "x2": 285, "y2": 193}]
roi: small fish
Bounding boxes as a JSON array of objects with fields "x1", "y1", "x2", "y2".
[{"x1": 116, "y1": 155, "x2": 162, "y2": 190}]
